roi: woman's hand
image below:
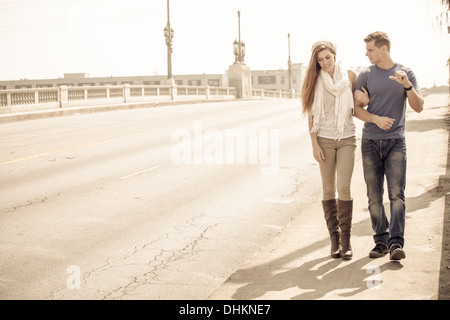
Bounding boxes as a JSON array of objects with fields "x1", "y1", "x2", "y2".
[
  {"x1": 313, "y1": 145, "x2": 325, "y2": 164},
  {"x1": 354, "y1": 87, "x2": 370, "y2": 106}
]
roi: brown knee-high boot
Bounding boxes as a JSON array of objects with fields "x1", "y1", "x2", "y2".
[
  {"x1": 322, "y1": 199, "x2": 341, "y2": 258},
  {"x1": 337, "y1": 199, "x2": 353, "y2": 260}
]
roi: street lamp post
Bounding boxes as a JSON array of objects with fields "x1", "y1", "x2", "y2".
[
  {"x1": 233, "y1": 11, "x2": 245, "y2": 64},
  {"x1": 287, "y1": 33, "x2": 292, "y2": 90},
  {"x1": 164, "y1": 0, "x2": 174, "y2": 81}
]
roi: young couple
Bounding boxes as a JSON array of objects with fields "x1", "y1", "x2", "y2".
[{"x1": 301, "y1": 31, "x2": 424, "y2": 261}]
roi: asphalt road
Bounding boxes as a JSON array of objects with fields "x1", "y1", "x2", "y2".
[{"x1": 0, "y1": 99, "x2": 328, "y2": 299}]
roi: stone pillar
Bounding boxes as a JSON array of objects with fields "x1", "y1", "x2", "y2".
[
  {"x1": 7, "y1": 92, "x2": 12, "y2": 106},
  {"x1": 228, "y1": 63, "x2": 252, "y2": 99},
  {"x1": 60, "y1": 86, "x2": 68, "y2": 108},
  {"x1": 206, "y1": 85, "x2": 211, "y2": 100},
  {"x1": 124, "y1": 84, "x2": 130, "y2": 103}
]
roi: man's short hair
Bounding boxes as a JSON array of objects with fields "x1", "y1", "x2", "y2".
[{"x1": 364, "y1": 31, "x2": 391, "y2": 52}]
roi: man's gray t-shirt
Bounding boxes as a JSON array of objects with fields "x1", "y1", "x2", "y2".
[{"x1": 355, "y1": 63, "x2": 420, "y2": 139}]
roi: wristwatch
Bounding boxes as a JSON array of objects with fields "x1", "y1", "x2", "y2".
[{"x1": 404, "y1": 85, "x2": 413, "y2": 91}]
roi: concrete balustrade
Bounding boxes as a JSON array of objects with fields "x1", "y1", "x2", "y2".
[
  {"x1": 0, "y1": 84, "x2": 237, "y2": 113},
  {"x1": 252, "y1": 88, "x2": 299, "y2": 99},
  {"x1": 0, "y1": 84, "x2": 298, "y2": 114}
]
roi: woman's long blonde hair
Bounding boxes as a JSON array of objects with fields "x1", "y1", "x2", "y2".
[{"x1": 301, "y1": 44, "x2": 336, "y2": 115}]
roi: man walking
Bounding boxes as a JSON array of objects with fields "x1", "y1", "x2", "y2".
[{"x1": 353, "y1": 31, "x2": 424, "y2": 260}]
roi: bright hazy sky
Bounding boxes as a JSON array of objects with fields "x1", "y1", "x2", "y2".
[{"x1": 0, "y1": 0, "x2": 448, "y2": 87}]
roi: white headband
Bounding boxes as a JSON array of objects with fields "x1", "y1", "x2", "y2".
[{"x1": 311, "y1": 40, "x2": 337, "y2": 53}]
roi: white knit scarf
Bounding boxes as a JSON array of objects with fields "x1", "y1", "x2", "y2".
[{"x1": 310, "y1": 63, "x2": 354, "y2": 140}]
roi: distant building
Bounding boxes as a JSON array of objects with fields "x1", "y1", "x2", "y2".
[
  {"x1": 0, "y1": 73, "x2": 228, "y2": 90},
  {"x1": 251, "y1": 63, "x2": 305, "y2": 93},
  {"x1": 0, "y1": 63, "x2": 306, "y2": 92}
]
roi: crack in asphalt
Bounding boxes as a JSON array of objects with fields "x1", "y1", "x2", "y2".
[
  {"x1": 48, "y1": 220, "x2": 219, "y2": 300},
  {"x1": 2, "y1": 197, "x2": 48, "y2": 214},
  {"x1": 101, "y1": 222, "x2": 218, "y2": 300}
]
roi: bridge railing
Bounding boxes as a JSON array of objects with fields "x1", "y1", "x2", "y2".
[
  {"x1": 252, "y1": 88, "x2": 301, "y2": 99},
  {"x1": 0, "y1": 84, "x2": 238, "y2": 113},
  {"x1": 0, "y1": 84, "x2": 299, "y2": 114}
]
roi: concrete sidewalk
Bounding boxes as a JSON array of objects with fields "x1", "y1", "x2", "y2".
[{"x1": 208, "y1": 94, "x2": 450, "y2": 300}]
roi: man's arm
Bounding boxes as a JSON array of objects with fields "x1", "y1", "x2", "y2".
[
  {"x1": 353, "y1": 70, "x2": 395, "y2": 131},
  {"x1": 405, "y1": 85, "x2": 424, "y2": 113},
  {"x1": 353, "y1": 98, "x2": 395, "y2": 131},
  {"x1": 389, "y1": 71, "x2": 424, "y2": 113}
]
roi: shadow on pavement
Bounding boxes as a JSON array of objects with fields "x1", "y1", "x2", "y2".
[{"x1": 225, "y1": 218, "x2": 403, "y2": 300}]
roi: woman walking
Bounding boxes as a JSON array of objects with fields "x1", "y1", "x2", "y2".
[{"x1": 301, "y1": 40, "x2": 368, "y2": 260}]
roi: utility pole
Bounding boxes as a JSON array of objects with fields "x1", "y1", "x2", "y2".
[{"x1": 238, "y1": 11, "x2": 241, "y2": 62}]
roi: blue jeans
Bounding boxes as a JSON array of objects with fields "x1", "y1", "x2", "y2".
[{"x1": 361, "y1": 138, "x2": 407, "y2": 248}]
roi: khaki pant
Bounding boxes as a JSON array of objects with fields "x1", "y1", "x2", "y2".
[{"x1": 317, "y1": 136, "x2": 356, "y2": 201}]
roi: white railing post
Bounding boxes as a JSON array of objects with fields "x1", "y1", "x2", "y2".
[
  {"x1": 60, "y1": 86, "x2": 68, "y2": 108},
  {"x1": 34, "y1": 90, "x2": 39, "y2": 104},
  {"x1": 171, "y1": 83, "x2": 177, "y2": 100},
  {"x1": 289, "y1": 89, "x2": 295, "y2": 99},
  {"x1": 124, "y1": 84, "x2": 130, "y2": 103}
]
